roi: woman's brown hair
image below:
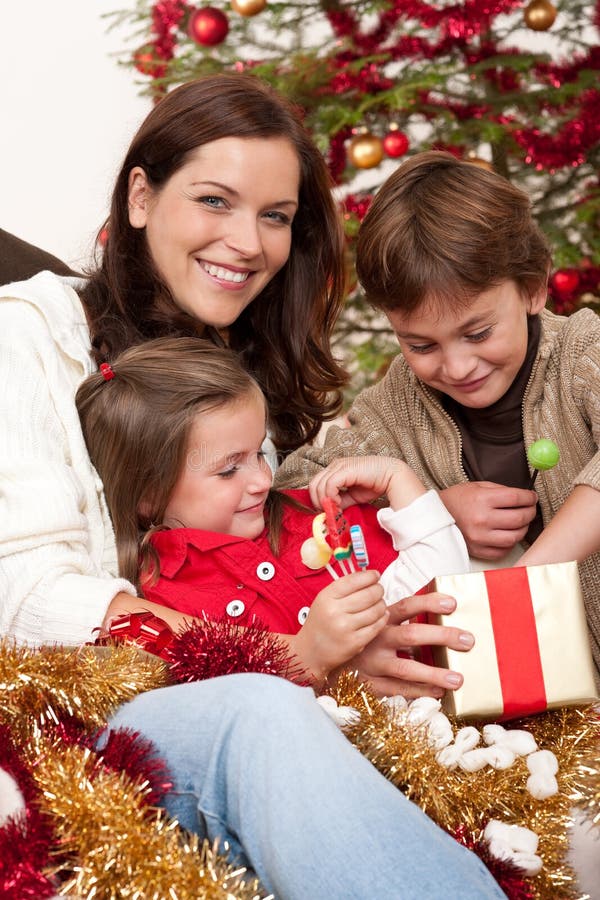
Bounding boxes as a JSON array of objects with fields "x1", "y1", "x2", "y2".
[
  {"x1": 80, "y1": 73, "x2": 348, "y2": 453},
  {"x1": 356, "y1": 150, "x2": 551, "y2": 314}
]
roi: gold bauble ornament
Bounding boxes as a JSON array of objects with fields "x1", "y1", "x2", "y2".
[
  {"x1": 523, "y1": 0, "x2": 557, "y2": 31},
  {"x1": 466, "y1": 153, "x2": 494, "y2": 171},
  {"x1": 231, "y1": 0, "x2": 267, "y2": 15},
  {"x1": 348, "y1": 132, "x2": 384, "y2": 169}
]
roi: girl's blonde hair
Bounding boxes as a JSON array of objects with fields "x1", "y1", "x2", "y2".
[{"x1": 76, "y1": 336, "x2": 264, "y2": 589}]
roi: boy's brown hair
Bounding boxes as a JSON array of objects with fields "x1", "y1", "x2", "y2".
[{"x1": 356, "y1": 150, "x2": 552, "y2": 313}]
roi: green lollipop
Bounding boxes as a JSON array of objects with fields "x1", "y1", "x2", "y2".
[{"x1": 527, "y1": 439, "x2": 560, "y2": 489}]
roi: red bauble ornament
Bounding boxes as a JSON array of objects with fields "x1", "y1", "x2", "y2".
[
  {"x1": 523, "y1": 0, "x2": 557, "y2": 31},
  {"x1": 231, "y1": 0, "x2": 267, "y2": 15},
  {"x1": 383, "y1": 129, "x2": 409, "y2": 159},
  {"x1": 188, "y1": 7, "x2": 229, "y2": 46},
  {"x1": 551, "y1": 268, "x2": 580, "y2": 295},
  {"x1": 133, "y1": 45, "x2": 166, "y2": 78}
]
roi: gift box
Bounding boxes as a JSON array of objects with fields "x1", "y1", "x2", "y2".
[{"x1": 426, "y1": 561, "x2": 598, "y2": 720}]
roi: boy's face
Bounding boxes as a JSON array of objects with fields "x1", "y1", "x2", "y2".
[
  {"x1": 386, "y1": 280, "x2": 546, "y2": 409},
  {"x1": 163, "y1": 391, "x2": 273, "y2": 539}
]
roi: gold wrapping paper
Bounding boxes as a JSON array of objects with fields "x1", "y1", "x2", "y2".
[{"x1": 428, "y1": 561, "x2": 598, "y2": 719}]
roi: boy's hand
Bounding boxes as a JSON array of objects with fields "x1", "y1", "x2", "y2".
[
  {"x1": 288, "y1": 569, "x2": 388, "y2": 683},
  {"x1": 346, "y1": 591, "x2": 475, "y2": 699},
  {"x1": 308, "y1": 455, "x2": 426, "y2": 511},
  {"x1": 440, "y1": 482, "x2": 537, "y2": 560}
]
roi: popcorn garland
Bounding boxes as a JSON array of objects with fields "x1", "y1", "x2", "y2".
[
  {"x1": 1, "y1": 637, "x2": 599, "y2": 899},
  {"x1": 325, "y1": 672, "x2": 600, "y2": 899}
]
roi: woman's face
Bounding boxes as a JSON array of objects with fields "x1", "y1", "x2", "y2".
[{"x1": 128, "y1": 136, "x2": 300, "y2": 328}]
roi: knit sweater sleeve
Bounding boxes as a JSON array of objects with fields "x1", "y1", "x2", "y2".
[
  {"x1": 569, "y1": 319, "x2": 600, "y2": 490},
  {"x1": 275, "y1": 356, "x2": 409, "y2": 489},
  {"x1": 0, "y1": 292, "x2": 135, "y2": 646}
]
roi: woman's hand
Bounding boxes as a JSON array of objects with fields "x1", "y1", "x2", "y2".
[
  {"x1": 286, "y1": 569, "x2": 388, "y2": 684},
  {"x1": 345, "y1": 591, "x2": 475, "y2": 699},
  {"x1": 308, "y1": 455, "x2": 426, "y2": 511},
  {"x1": 440, "y1": 482, "x2": 537, "y2": 560}
]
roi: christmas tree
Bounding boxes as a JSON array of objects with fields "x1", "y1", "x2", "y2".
[{"x1": 108, "y1": 0, "x2": 600, "y2": 393}]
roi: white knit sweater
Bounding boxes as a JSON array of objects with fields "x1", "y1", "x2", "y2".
[{"x1": 0, "y1": 271, "x2": 136, "y2": 646}]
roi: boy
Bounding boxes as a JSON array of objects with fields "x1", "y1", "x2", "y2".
[{"x1": 276, "y1": 150, "x2": 600, "y2": 679}]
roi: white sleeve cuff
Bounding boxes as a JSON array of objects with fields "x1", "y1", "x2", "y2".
[{"x1": 377, "y1": 490, "x2": 456, "y2": 551}]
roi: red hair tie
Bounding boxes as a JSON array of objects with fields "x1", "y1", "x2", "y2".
[{"x1": 100, "y1": 362, "x2": 115, "y2": 381}]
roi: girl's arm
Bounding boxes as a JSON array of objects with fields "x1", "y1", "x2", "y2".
[
  {"x1": 308, "y1": 456, "x2": 469, "y2": 600},
  {"x1": 377, "y1": 490, "x2": 469, "y2": 602}
]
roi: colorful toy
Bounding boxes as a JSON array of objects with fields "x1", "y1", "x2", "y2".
[
  {"x1": 301, "y1": 499, "x2": 373, "y2": 579},
  {"x1": 322, "y1": 497, "x2": 354, "y2": 574},
  {"x1": 350, "y1": 525, "x2": 369, "y2": 569},
  {"x1": 527, "y1": 438, "x2": 560, "y2": 488},
  {"x1": 300, "y1": 537, "x2": 340, "y2": 580}
]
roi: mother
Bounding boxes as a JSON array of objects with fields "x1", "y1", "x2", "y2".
[{"x1": 0, "y1": 75, "x2": 497, "y2": 898}]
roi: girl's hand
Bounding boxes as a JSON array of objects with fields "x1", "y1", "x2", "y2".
[
  {"x1": 345, "y1": 591, "x2": 475, "y2": 699},
  {"x1": 308, "y1": 455, "x2": 427, "y2": 511},
  {"x1": 440, "y1": 482, "x2": 537, "y2": 560},
  {"x1": 287, "y1": 569, "x2": 388, "y2": 684}
]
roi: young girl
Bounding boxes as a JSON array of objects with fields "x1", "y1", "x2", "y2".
[
  {"x1": 276, "y1": 149, "x2": 600, "y2": 682},
  {"x1": 76, "y1": 336, "x2": 470, "y2": 684}
]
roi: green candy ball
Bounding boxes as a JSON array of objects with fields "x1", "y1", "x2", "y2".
[{"x1": 527, "y1": 438, "x2": 560, "y2": 471}]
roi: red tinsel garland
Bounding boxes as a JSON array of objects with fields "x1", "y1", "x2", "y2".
[
  {"x1": 0, "y1": 726, "x2": 57, "y2": 900},
  {"x1": 453, "y1": 824, "x2": 537, "y2": 900},
  {"x1": 168, "y1": 616, "x2": 310, "y2": 685}
]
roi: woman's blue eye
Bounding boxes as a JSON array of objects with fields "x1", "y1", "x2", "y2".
[
  {"x1": 263, "y1": 210, "x2": 291, "y2": 225},
  {"x1": 199, "y1": 196, "x2": 226, "y2": 209}
]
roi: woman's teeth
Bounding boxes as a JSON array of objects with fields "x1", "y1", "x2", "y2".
[{"x1": 203, "y1": 263, "x2": 249, "y2": 283}]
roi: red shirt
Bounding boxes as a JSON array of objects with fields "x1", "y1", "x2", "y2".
[{"x1": 145, "y1": 490, "x2": 398, "y2": 634}]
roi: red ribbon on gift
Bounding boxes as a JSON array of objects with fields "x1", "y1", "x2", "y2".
[
  {"x1": 95, "y1": 611, "x2": 175, "y2": 662},
  {"x1": 484, "y1": 568, "x2": 547, "y2": 719}
]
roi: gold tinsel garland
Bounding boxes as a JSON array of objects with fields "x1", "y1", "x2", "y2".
[
  {"x1": 2, "y1": 640, "x2": 599, "y2": 898},
  {"x1": 0, "y1": 640, "x2": 267, "y2": 899},
  {"x1": 328, "y1": 672, "x2": 600, "y2": 899},
  {"x1": 35, "y1": 735, "x2": 265, "y2": 899}
]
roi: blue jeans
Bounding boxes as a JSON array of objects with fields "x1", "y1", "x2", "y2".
[{"x1": 108, "y1": 674, "x2": 505, "y2": 899}]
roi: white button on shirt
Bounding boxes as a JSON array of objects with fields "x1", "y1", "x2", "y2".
[
  {"x1": 226, "y1": 599, "x2": 245, "y2": 618},
  {"x1": 256, "y1": 562, "x2": 275, "y2": 581},
  {"x1": 297, "y1": 606, "x2": 310, "y2": 626}
]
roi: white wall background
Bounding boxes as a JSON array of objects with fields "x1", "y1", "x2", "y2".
[{"x1": 1, "y1": 0, "x2": 149, "y2": 268}]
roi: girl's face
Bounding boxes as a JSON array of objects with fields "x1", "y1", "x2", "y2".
[
  {"x1": 386, "y1": 280, "x2": 547, "y2": 409},
  {"x1": 163, "y1": 391, "x2": 273, "y2": 539},
  {"x1": 128, "y1": 136, "x2": 300, "y2": 329}
]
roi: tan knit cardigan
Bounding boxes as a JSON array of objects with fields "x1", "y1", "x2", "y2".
[{"x1": 277, "y1": 308, "x2": 600, "y2": 679}]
